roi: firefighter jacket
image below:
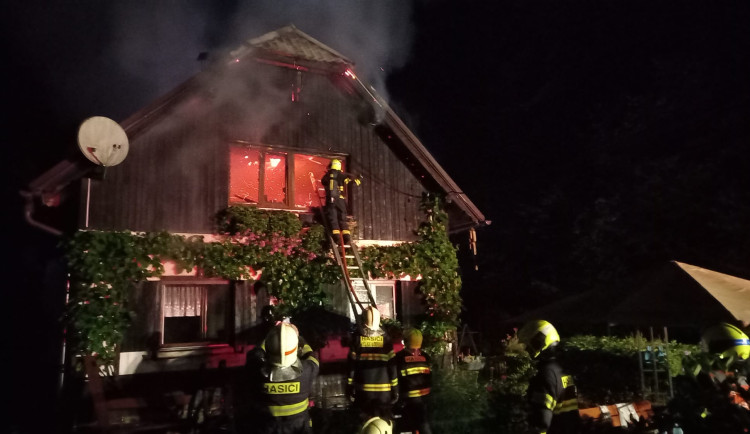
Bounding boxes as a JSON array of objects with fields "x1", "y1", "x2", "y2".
[
  {"x1": 395, "y1": 348, "x2": 432, "y2": 401},
  {"x1": 348, "y1": 328, "x2": 398, "y2": 405},
  {"x1": 692, "y1": 369, "x2": 750, "y2": 432},
  {"x1": 321, "y1": 168, "x2": 359, "y2": 205},
  {"x1": 527, "y1": 354, "x2": 579, "y2": 434},
  {"x1": 253, "y1": 352, "x2": 320, "y2": 434}
]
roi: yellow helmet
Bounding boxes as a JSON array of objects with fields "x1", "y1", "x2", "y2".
[
  {"x1": 701, "y1": 323, "x2": 750, "y2": 360},
  {"x1": 360, "y1": 417, "x2": 393, "y2": 434},
  {"x1": 330, "y1": 158, "x2": 342, "y2": 171},
  {"x1": 265, "y1": 323, "x2": 299, "y2": 367},
  {"x1": 518, "y1": 320, "x2": 560, "y2": 358},
  {"x1": 362, "y1": 306, "x2": 381, "y2": 331},
  {"x1": 404, "y1": 328, "x2": 423, "y2": 349}
]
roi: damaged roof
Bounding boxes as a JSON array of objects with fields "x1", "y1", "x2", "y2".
[
  {"x1": 23, "y1": 24, "x2": 487, "y2": 230},
  {"x1": 231, "y1": 24, "x2": 353, "y2": 66}
]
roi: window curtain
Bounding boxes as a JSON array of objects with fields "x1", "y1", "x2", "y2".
[{"x1": 164, "y1": 285, "x2": 204, "y2": 317}]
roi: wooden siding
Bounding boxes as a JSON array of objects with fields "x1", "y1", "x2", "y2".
[
  {"x1": 83, "y1": 64, "x2": 425, "y2": 241},
  {"x1": 121, "y1": 281, "x2": 161, "y2": 352}
]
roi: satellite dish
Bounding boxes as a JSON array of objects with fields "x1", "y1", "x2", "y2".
[{"x1": 77, "y1": 116, "x2": 129, "y2": 167}]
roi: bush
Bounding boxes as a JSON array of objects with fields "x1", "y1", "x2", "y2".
[
  {"x1": 482, "y1": 334, "x2": 536, "y2": 434},
  {"x1": 429, "y1": 369, "x2": 492, "y2": 434},
  {"x1": 560, "y1": 334, "x2": 701, "y2": 406}
]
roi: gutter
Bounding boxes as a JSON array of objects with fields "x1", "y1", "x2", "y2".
[
  {"x1": 20, "y1": 190, "x2": 63, "y2": 237},
  {"x1": 449, "y1": 219, "x2": 492, "y2": 235}
]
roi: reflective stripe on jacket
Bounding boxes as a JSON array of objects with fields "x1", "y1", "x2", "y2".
[
  {"x1": 261, "y1": 356, "x2": 319, "y2": 419},
  {"x1": 348, "y1": 330, "x2": 398, "y2": 401},
  {"x1": 395, "y1": 348, "x2": 432, "y2": 401}
]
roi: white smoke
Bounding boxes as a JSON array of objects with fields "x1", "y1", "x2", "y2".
[{"x1": 110, "y1": 0, "x2": 414, "y2": 107}]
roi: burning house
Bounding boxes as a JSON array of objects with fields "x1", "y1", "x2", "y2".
[{"x1": 23, "y1": 24, "x2": 487, "y2": 428}]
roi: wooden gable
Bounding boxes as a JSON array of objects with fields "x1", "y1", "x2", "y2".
[{"x1": 24, "y1": 25, "x2": 486, "y2": 240}]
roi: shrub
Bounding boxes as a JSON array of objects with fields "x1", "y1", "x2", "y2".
[
  {"x1": 429, "y1": 369, "x2": 492, "y2": 434},
  {"x1": 561, "y1": 334, "x2": 701, "y2": 406}
]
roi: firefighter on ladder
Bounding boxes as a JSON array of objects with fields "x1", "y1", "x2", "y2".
[
  {"x1": 321, "y1": 158, "x2": 361, "y2": 245},
  {"x1": 348, "y1": 306, "x2": 399, "y2": 422}
]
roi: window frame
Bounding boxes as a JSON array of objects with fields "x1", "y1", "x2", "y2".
[
  {"x1": 158, "y1": 277, "x2": 233, "y2": 349},
  {"x1": 229, "y1": 142, "x2": 347, "y2": 211},
  {"x1": 350, "y1": 280, "x2": 397, "y2": 322}
]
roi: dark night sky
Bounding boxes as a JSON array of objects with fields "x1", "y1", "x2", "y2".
[{"x1": 4, "y1": 1, "x2": 750, "y2": 432}]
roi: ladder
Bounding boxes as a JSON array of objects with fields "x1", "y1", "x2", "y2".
[{"x1": 315, "y1": 187, "x2": 377, "y2": 326}]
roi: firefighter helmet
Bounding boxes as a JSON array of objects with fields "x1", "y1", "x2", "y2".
[
  {"x1": 331, "y1": 158, "x2": 342, "y2": 171},
  {"x1": 362, "y1": 306, "x2": 381, "y2": 331},
  {"x1": 360, "y1": 417, "x2": 393, "y2": 434},
  {"x1": 264, "y1": 323, "x2": 299, "y2": 367},
  {"x1": 701, "y1": 323, "x2": 750, "y2": 360},
  {"x1": 404, "y1": 328, "x2": 423, "y2": 349},
  {"x1": 518, "y1": 320, "x2": 560, "y2": 358}
]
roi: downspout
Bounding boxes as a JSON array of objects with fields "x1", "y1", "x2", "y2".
[
  {"x1": 20, "y1": 190, "x2": 63, "y2": 237},
  {"x1": 19, "y1": 189, "x2": 67, "y2": 396}
]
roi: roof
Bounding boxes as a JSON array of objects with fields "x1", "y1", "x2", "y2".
[
  {"x1": 22, "y1": 24, "x2": 486, "y2": 230},
  {"x1": 505, "y1": 261, "x2": 750, "y2": 330},
  {"x1": 608, "y1": 261, "x2": 750, "y2": 327},
  {"x1": 231, "y1": 24, "x2": 353, "y2": 66}
]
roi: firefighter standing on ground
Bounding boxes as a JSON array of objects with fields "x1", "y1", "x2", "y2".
[
  {"x1": 394, "y1": 328, "x2": 433, "y2": 434},
  {"x1": 321, "y1": 158, "x2": 361, "y2": 245},
  {"x1": 240, "y1": 322, "x2": 319, "y2": 434},
  {"x1": 672, "y1": 322, "x2": 750, "y2": 433},
  {"x1": 348, "y1": 306, "x2": 399, "y2": 421},
  {"x1": 518, "y1": 320, "x2": 580, "y2": 434}
]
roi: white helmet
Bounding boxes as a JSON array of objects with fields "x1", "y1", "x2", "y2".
[
  {"x1": 360, "y1": 417, "x2": 393, "y2": 434},
  {"x1": 265, "y1": 323, "x2": 299, "y2": 367},
  {"x1": 363, "y1": 306, "x2": 381, "y2": 331}
]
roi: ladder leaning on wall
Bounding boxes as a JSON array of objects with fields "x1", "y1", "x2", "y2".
[{"x1": 315, "y1": 186, "x2": 377, "y2": 327}]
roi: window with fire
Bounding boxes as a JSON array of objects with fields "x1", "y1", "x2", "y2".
[{"x1": 229, "y1": 146, "x2": 344, "y2": 210}]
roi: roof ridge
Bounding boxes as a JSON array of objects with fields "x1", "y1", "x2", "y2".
[{"x1": 230, "y1": 24, "x2": 353, "y2": 65}]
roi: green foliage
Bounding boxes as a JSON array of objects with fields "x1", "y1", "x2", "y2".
[
  {"x1": 429, "y1": 369, "x2": 492, "y2": 434},
  {"x1": 361, "y1": 193, "x2": 463, "y2": 356},
  {"x1": 481, "y1": 333, "x2": 536, "y2": 434},
  {"x1": 62, "y1": 200, "x2": 465, "y2": 369},
  {"x1": 216, "y1": 206, "x2": 303, "y2": 237},
  {"x1": 561, "y1": 333, "x2": 701, "y2": 405},
  {"x1": 380, "y1": 317, "x2": 403, "y2": 342},
  {"x1": 62, "y1": 207, "x2": 338, "y2": 367}
]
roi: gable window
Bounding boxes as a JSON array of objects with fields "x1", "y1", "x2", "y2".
[
  {"x1": 229, "y1": 144, "x2": 339, "y2": 210},
  {"x1": 161, "y1": 281, "x2": 232, "y2": 346}
]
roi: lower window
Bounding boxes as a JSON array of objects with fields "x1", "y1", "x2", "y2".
[{"x1": 161, "y1": 281, "x2": 232, "y2": 346}]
